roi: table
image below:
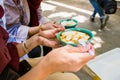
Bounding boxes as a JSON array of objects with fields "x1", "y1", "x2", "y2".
[{"x1": 85, "y1": 48, "x2": 120, "y2": 80}]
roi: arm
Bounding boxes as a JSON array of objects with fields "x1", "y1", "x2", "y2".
[
  {"x1": 18, "y1": 44, "x2": 95, "y2": 80},
  {"x1": 16, "y1": 29, "x2": 64, "y2": 57},
  {"x1": 28, "y1": 26, "x2": 40, "y2": 37},
  {"x1": 18, "y1": 62, "x2": 51, "y2": 80},
  {"x1": 6, "y1": 23, "x2": 47, "y2": 42}
]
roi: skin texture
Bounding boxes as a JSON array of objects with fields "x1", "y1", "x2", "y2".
[
  {"x1": 16, "y1": 24, "x2": 95, "y2": 80},
  {"x1": 28, "y1": 22, "x2": 65, "y2": 37},
  {"x1": 13, "y1": 20, "x2": 95, "y2": 80},
  {"x1": 17, "y1": 26, "x2": 65, "y2": 57},
  {"x1": 18, "y1": 44, "x2": 95, "y2": 80}
]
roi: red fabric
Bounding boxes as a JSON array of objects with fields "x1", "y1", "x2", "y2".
[
  {"x1": 0, "y1": 5, "x2": 4, "y2": 18},
  {"x1": 27, "y1": 0, "x2": 42, "y2": 26},
  {"x1": 7, "y1": 42, "x2": 19, "y2": 72},
  {"x1": 0, "y1": 26, "x2": 19, "y2": 73},
  {"x1": 0, "y1": 26, "x2": 11, "y2": 73},
  {"x1": 0, "y1": 5, "x2": 19, "y2": 73}
]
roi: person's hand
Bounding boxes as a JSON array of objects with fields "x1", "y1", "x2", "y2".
[
  {"x1": 18, "y1": 43, "x2": 95, "y2": 80},
  {"x1": 28, "y1": 21, "x2": 65, "y2": 37},
  {"x1": 41, "y1": 21, "x2": 65, "y2": 30},
  {"x1": 38, "y1": 27, "x2": 65, "y2": 39},
  {"x1": 30, "y1": 33, "x2": 62, "y2": 48},
  {"x1": 38, "y1": 36, "x2": 62, "y2": 48},
  {"x1": 39, "y1": 44, "x2": 95, "y2": 74}
]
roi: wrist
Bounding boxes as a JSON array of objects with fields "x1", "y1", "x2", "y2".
[
  {"x1": 28, "y1": 26, "x2": 41, "y2": 37},
  {"x1": 33, "y1": 35, "x2": 44, "y2": 46},
  {"x1": 22, "y1": 41, "x2": 30, "y2": 54},
  {"x1": 37, "y1": 60, "x2": 53, "y2": 75},
  {"x1": 24, "y1": 36, "x2": 40, "y2": 53},
  {"x1": 39, "y1": 24, "x2": 45, "y2": 31}
]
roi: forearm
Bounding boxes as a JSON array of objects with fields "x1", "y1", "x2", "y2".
[
  {"x1": 28, "y1": 26, "x2": 40, "y2": 37},
  {"x1": 18, "y1": 61, "x2": 52, "y2": 80},
  {"x1": 16, "y1": 36, "x2": 40, "y2": 57}
]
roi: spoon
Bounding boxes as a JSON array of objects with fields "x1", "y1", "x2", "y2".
[{"x1": 78, "y1": 40, "x2": 94, "y2": 55}]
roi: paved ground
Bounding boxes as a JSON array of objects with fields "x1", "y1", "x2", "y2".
[{"x1": 42, "y1": 0, "x2": 120, "y2": 80}]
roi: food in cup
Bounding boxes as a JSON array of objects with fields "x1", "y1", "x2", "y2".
[
  {"x1": 60, "y1": 31, "x2": 90, "y2": 44},
  {"x1": 61, "y1": 20, "x2": 77, "y2": 26}
]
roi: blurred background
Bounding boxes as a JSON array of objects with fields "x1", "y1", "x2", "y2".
[{"x1": 42, "y1": 0, "x2": 120, "y2": 80}]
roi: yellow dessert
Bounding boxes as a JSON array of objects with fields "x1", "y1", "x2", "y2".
[{"x1": 60, "y1": 31, "x2": 90, "y2": 44}]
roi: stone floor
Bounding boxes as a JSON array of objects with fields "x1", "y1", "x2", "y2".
[{"x1": 42, "y1": 0, "x2": 120, "y2": 80}]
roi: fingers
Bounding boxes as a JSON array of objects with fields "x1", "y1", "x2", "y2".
[
  {"x1": 39, "y1": 36, "x2": 61, "y2": 48},
  {"x1": 63, "y1": 44, "x2": 91, "y2": 53},
  {"x1": 38, "y1": 27, "x2": 64, "y2": 39},
  {"x1": 77, "y1": 42, "x2": 94, "y2": 53},
  {"x1": 45, "y1": 21, "x2": 65, "y2": 30},
  {"x1": 53, "y1": 24, "x2": 65, "y2": 29},
  {"x1": 56, "y1": 27, "x2": 65, "y2": 32},
  {"x1": 63, "y1": 44, "x2": 95, "y2": 58},
  {"x1": 67, "y1": 52, "x2": 95, "y2": 67}
]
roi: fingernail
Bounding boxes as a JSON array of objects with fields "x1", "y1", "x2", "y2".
[{"x1": 89, "y1": 50, "x2": 94, "y2": 55}]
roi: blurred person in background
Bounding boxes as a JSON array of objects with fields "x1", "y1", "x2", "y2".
[{"x1": 89, "y1": 0, "x2": 109, "y2": 29}]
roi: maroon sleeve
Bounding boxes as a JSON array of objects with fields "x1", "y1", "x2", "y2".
[
  {"x1": 7, "y1": 42, "x2": 20, "y2": 72},
  {"x1": 0, "y1": 26, "x2": 11, "y2": 73},
  {"x1": 0, "y1": 5, "x2": 4, "y2": 18}
]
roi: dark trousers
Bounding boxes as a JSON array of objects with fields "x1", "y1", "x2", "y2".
[
  {"x1": 28, "y1": 46, "x2": 52, "y2": 58},
  {"x1": 0, "y1": 67, "x2": 20, "y2": 80},
  {"x1": 43, "y1": 46, "x2": 52, "y2": 56},
  {"x1": 28, "y1": 46, "x2": 41, "y2": 58},
  {"x1": 0, "y1": 60, "x2": 32, "y2": 80}
]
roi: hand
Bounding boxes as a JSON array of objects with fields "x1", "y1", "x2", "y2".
[
  {"x1": 77, "y1": 42, "x2": 94, "y2": 53},
  {"x1": 30, "y1": 34, "x2": 61, "y2": 48},
  {"x1": 38, "y1": 27, "x2": 65, "y2": 39},
  {"x1": 39, "y1": 44, "x2": 95, "y2": 74},
  {"x1": 38, "y1": 36, "x2": 62, "y2": 48},
  {"x1": 28, "y1": 21, "x2": 65, "y2": 37},
  {"x1": 27, "y1": 33, "x2": 61, "y2": 48},
  {"x1": 41, "y1": 21, "x2": 65, "y2": 30}
]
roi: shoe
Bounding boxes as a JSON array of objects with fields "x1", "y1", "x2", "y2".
[
  {"x1": 100, "y1": 15, "x2": 109, "y2": 29},
  {"x1": 90, "y1": 15, "x2": 95, "y2": 22}
]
